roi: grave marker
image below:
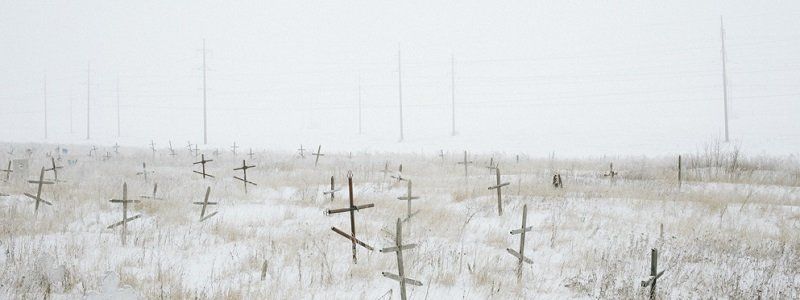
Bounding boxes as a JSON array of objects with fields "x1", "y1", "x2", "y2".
[
  {"x1": 107, "y1": 182, "x2": 142, "y2": 245},
  {"x1": 248, "y1": 148, "x2": 255, "y2": 160},
  {"x1": 311, "y1": 145, "x2": 324, "y2": 167},
  {"x1": 24, "y1": 167, "x2": 53, "y2": 216},
  {"x1": 390, "y1": 164, "x2": 406, "y2": 182},
  {"x1": 233, "y1": 160, "x2": 257, "y2": 194},
  {"x1": 193, "y1": 186, "x2": 218, "y2": 222},
  {"x1": 231, "y1": 141, "x2": 239, "y2": 156},
  {"x1": 326, "y1": 172, "x2": 374, "y2": 263},
  {"x1": 168, "y1": 141, "x2": 177, "y2": 157},
  {"x1": 322, "y1": 176, "x2": 341, "y2": 201},
  {"x1": 603, "y1": 162, "x2": 618, "y2": 179},
  {"x1": 139, "y1": 183, "x2": 162, "y2": 200},
  {"x1": 149, "y1": 140, "x2": 156, "y2": 158},
  {"x1": 488, "y1": 167, "x2": 510, "y2": 216},
  {"x1": 397, "y1": 180, "x2": 420, "y2": 221},
  {"x1": 457, "y1": 151, "x2": 473, "y2": 182},
  {"x1": 136, "y1": 162, "x2": 154, "y2": 183},
  {"x1": 506, "y1": 204, "x2": 533, "y2": 278},
  {"x1": 552, "y1": 173, "x2": 563, "y2": 188},
  {"x1": 297, "y1": 144, "x2": 306, "y2": 158},
  {"x1": 640, "y1": 248, "x2": 666, "y2": 300},
  {"x1": 380, "y1": 218, "x2": 422, "y2": 300},
  {"x1": 113, "y1": 142, "x2": 120, "y2": 154},
  {"x1": 45, "y1": 157, "x2": 63, "y2": 182},
  {"x1": 1, "y1": 160, "x2": 12, "y2": 182},
  {"x1": 193, "y1": 154, "x2": 215, "y2": 178}
]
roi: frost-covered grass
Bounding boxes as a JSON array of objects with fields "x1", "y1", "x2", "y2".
[{"x1": 0, "y1": 142, "x2": 798, "y2": 299}]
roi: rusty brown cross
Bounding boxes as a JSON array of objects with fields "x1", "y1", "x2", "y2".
[
  {"x1": 24, "y1": 167, "x2": 54, "y2": 216},
  {"x1": 45, "y1": 157, "x2": 63, "y2": 182},
  {"x1": 322, "y1": 176, "x2": 342, "y2": 201},
  {"x1": 311, "y1": 145, "x2": 324, "y2": 167},
  {"x1": 506, "y1": 204, "x2": 533, "y2": 278},
  {"x1": 1, "y1": 160, "x2": 12, "y2": 182},
  {"x1": 107, "y1": 182, "x2": 142, "y2": 246},
  {"x1": 139, "y1": 183, "x2": 162, "y2": 200},
  {"x1": 136, "y1": 162, "x2": 154, "y2": 183},
  {"x1": 193, "y1": 186, "x2": 218, "y2": 222},
  {"x1": 488, "y1": 167, "x2": 510, "y2": 216},
  {"x1": 397, "y1": 179, "x2": 420, "y2": 221},
  {"x1": 380, "y1": 218, "x2": 422, "y2": 300},
  {"x1": 326, "y1": 172, "x2": 374, "y2": 263},
  {"x1": 233, "y1": 160, "x2": 257, "y2": 194},
  {"x1": 390, "y1": 164, "x2": 406, "y2": 182},
  {"x1": 457, "y1": 150, "x2": 473, "y2": 182},
  {"x1": 193, "y1": 154, "x2": 215, "y2": 178},
  {"x1": 641, "y1": 248, "x2": 666, "y2": 300}
]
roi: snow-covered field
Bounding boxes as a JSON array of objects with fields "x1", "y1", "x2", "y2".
[{"x1": 0, "y1": 142, "x2": 798, "y2": 299}]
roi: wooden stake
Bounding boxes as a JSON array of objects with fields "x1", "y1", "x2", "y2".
[
  {"x1": 488, "y1": 167, "x2": 510, "y2": 216},
  {"x1": 107, "y1": 182, "x2": 142, "y2": 246},
  {"x1": 326, "y1": 172, "x2": 374, "y2": 263},
  {"x1": 380, "y1": 218, "x2": 422, "y2": 300}
]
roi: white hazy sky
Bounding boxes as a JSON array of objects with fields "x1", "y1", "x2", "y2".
[{"x1": 1, "y1": 1, "x2": 799, "y2": 156}]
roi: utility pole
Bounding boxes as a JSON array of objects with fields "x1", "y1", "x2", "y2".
[
  {"x1": 451, "y1": 54, "x2": 456, "y2": 136},
  {"x1": 87, "y1": 62, "x2": 90, "y2": 140},
  {"x1": 720, "y1": 16, "x2": 729, "y2": 143},
  {"x1": 43, "y1": 74, "x2": 48, "y2": 139},
  {"x1": 116, "y1": 75, "x2": 121, "y2": 137},
  {"x1": 69, "y1": 97, "x2": 73, "y2": 134},
  {"x1": 398, "y1": 44, "x2": 404, "y2": 142},
  {"x1": 358, "y1": 75, "x2": 362, "y2": 135},
  {"x1": 203, "y1": 39, "x2": 208, "y2": 145}
]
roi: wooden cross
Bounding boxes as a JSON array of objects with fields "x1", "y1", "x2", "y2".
[
  {"x1": 248, "y1": 148, "x2": 255, "y2": 160},
  {"x1": 380, "y1": 218, "x2": 422, "y2": 300},
  {"x1": 397, "y1": 180, "x2": 420, "y2": 221},
  {"x1": 45, "y1": 157, "x2": 63, "y2": 182},
  {"x1": 311, "y1": 145, "x2": 324, "y2": 167},
  {"x1": 438, "y1": 149, "x2": 444, "y2": 163},
  {"x1": 186, "y1": 141, "x2": 193, "y2": 153},
  {"x1": 149, "y1": 140, "x2": 156, "y2": 158},
  {"x1": 326, "y1": 172, "x2": 374, "y2": 263},
  {"x1": 193, "y1": 186, "x2": 218, "y2": 222},
  {"x1": 192, "y1": 144, "x2": 200, "y2": 157},
  {"x1": 488, "y1": 167, "x2": 510, "y2": 216},
  {"x1": 113, "y1": 142, "x2": 120, "y2": 154},
  {"x1": 641, "y1": 248, "x2": 666, "y2": 300},
  {"x1": 297, "y1": 144, "x2": 306, "y2": 158},
  {"x1": 233, "y1": 160, "x2": 257, "y2": 194},
  {"x1": 7, "y1": 147, "x2": 14, "y2": 156},
  {"x1": 677, "y1": 155, "x2": 682, "y2": 189},
  {"x1": 88, "y1": 145, "x2": 97, "y2": 157},
  {"x1": 139, "y1": 183, "x2": 162, "y2": 200},
  {"x1": 103, "y1": 152, "x2": 112, "y2": 161},
  {"x1": 231, "y1": 141, "x2": 239, "y2": 156},
  {"x1": 390, "y1": 164, "x2": 406, "y2": 182},
  {"x1": 1, "y1": 160, "x2": 12, "y2": 182},
  {"x1": 136, "y1": 162, "x2": 154, "y2": 182},
  {"x1": 322, "y1": 176, "x2": 341, "y2": 201},
  {"x1": 168, "y1": 141, "x2": 177, "y2": 157},
  {"x1": 486, "y1": 157, "x2": 497, "y2": 174},
  {"x1": 107, "y1": 182, "x2": 142, "y2": 246},
  {"x1": 379, "y1": 161, "x2": 392, "y2": 180},
  {"x1": 457, "y1": 151, "x2": 473, "y2": 181},
  {"x1": 506, "y1": 204, "x2": 533, "y2": 278},
  {"x1": 193, "y1": 154, "x2": 215, "y2": 178},
  {"x1": 24, "y1": 167, "x2": 54, "y2": 216}
]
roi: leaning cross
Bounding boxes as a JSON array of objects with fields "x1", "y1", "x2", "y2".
[
  {"x1": 506, "y1": 204, "x2": 533, "y2": 278},
  {"x1": 168, "y1": 141, "x2": 177, "y2": 157},
  {"x1": 488, "y1": 167, "x2": 510, "y2": 216},
  {"x1": 326, "y1": 172, "x2": 374, "y2": 263},
  {"x1": 107, "y1": 182, "x2": 142, "y2": 246},
  {"x1": 193, "y1": 154, "x2": 215, "y2": 179},
  {"x1": 45, "y1": 157, "x2": 63, "y2": 182},
  {"x1": 311, "y1": 145, "x2": 324, "y2": 167},
  {"x1": 136, "y1": 162, "x2": 154, "y2": 183},
  {"x1": 380, "y1": 218, "x2": 423, "y2": 300},
  {"x1": 233, "y1": 160, "x2": 257, "y2": 194},
  {"x1": 193, "y1": 186, "x2": 218, "y2": 222},
  {"x1": 24, "y1": 167, "x2": 54, "y2": 216},
  {"x1": 322, "y1": 176, "x2": 342, "y2": 201},
  {"x1": 390, "y1": 164, "x2": 406, "y2": 182},
  {"x1": 139, "y1": 183, "x2": 162, "y2": 200},
  {"x1": 379, "y1": 161, "x2": 392, "y2": 180},
  {"x1": 486, "y1": 157, "x2": 497, "y2": 174},
  {"x1": 397, "y1": 180, "x2": 420, "y2": 221},
  {"x1": 641, "y1": 248, "x2": 666, "y2": 300},
  {"x1": 2, "y1": 160, "x2": 12, "y2": 182}
]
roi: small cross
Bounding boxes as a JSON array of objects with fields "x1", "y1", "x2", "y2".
[
  {"x1": 506, "y1": 204, "x2": 533, "y2": 278},
  {"x1": 193, "y1": 186, "x2": 218, "y2": 222},
  {"x1": 231, "y1": 142, "x2": 239, "y2": 156},
  {"x1": 297, "y1": 145, "x2": 306, "y2": 158},
  {"x1": 1, "y1": 160, "x2": 13, "y2": 182},
  {"x1": 193, "y1": 154, "x2": 215, "y2": 179},
  {"x1": 248, "y1": 148, "x2": 255, "y2": 160},
  {"x1": 311, "y1": 145, "x2": 324, "y2": 167},
  {"x1": 233, "y1": 160, "x2": 257, "y2": 194},
  {"x1": 326, "y1": 172, "x2": 374, "y2": 263},
  {"x1": 322, "y1": 176, "x2": 341, "y2": 201},
  {"x1": 488, "y1": 167, "x2": 510, "y2": 216},
  {"x1": 45, "y1": 157, "x2": 63, "y2": 182},
  {"x1": 149, "y1": 140, "x2": 156, "y2": 158},
  {"x1": 139, "y1": 183, "x2": 162, "y2": 200},
  {"x1": 457, "y1": 150, "x2": 473, "y2": 182},
  {"x1": 103, "y1": 152, "x2": 112, "y2": 161},
  {"x1": 168, "y1": 141, "x2": 177, "y2": 157},
  {"x1": 390, "y1": 164, "x2": 406, "y2": 182},
  {"x1": 113, "y1": 142, "x2": 120, "y2": 154},
  {"x1": 136, "y1": 162, "x2": 154, "y2": 182},
  {"x1": 397, "y1": 179, "x2": 420, "y2": 221}
]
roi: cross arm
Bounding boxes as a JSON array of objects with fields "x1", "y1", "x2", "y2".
[
  {"x1": 326, "y1": 203, "x2": 375, "y2": 214},
  {"x1": 380, "y1": 243, "x2": 417, "y2": 253},
  {"x1": 381, "y1": 272, "x2": 423, "y2": 286},
  {"x1": 192, "y1": 201, "x2": 218, "y2": 205},
  {"x1": 322, "y1": 188, "x2": 341, "y2": 195},
  {"x1": 640, "y1": 270, "x2": 666, "y2": 287},
  {"x1": 192, "y1": 171, "x2": 215, "y2": 178},
  {"x1": 506, "y1": 248, "x2": 533, "y2": 264},
  {"x1": 331, "y1": 227, "x2": 374, "y2": 250},
  {"x1": 488, "y1": 182, "x2": 510, "y2": 190},
  {"x1": 510, "y1": 226, "x2": 533, "y2": 235},
  {"x1": 110, "y1": 199, "x2": 141, "y2": 204},
  {"x1": 397, "y1": 196, "x2": 420, "y2": 201},
  {"x1": 106, "y1": 214, "x2": 142, "y2": 229},
  {"x1": 27, "y1": 180, "x2": 55, "y2": 185},
  {"x1": 24, "y1": 193, "x2": 52, "y2": 205},
  {"x1": 233, "y1": 176, "x2": 257, "y2": 185}
]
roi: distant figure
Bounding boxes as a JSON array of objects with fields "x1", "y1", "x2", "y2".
[{"x1": 552, "y1": 173, "x2": 563, "y2": 188}]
